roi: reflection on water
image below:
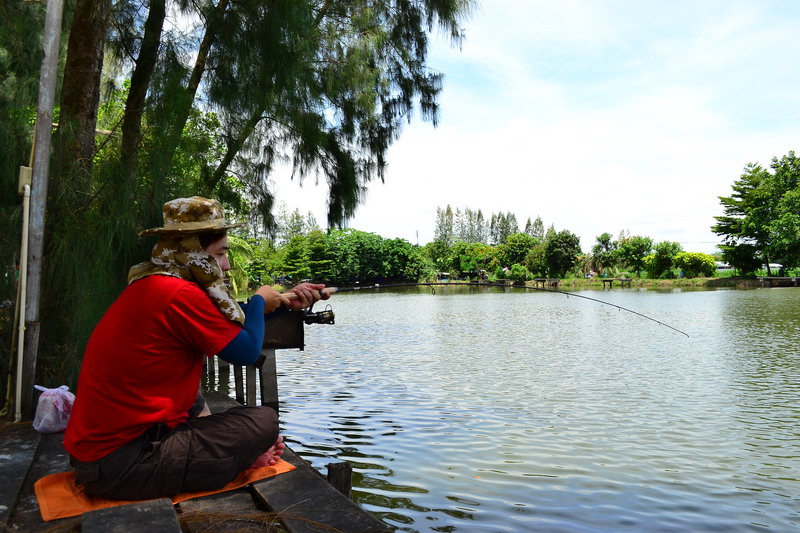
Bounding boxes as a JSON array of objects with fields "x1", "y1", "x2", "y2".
[{"x1": 263, "y1": 287, "x2": 799, "y2": 532}]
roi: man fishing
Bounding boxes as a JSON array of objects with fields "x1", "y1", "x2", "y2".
[{"x1": 64, "y1": 196, "x2": 328, "y2": 500}]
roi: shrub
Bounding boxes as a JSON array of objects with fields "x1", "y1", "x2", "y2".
[
  {"x1": 509, "y1": 263, "x2": 529, "y2": 283},
  {"x1": 674, "y1": 252, "x2": 716, "y2": 277},
  {"x1": 646, "y1": 241, "x2": 682, "y2": 278}
]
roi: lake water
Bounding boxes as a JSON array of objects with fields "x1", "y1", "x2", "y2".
[{"x1": 262, "y1": 286, "x2": 800, "y2": 532}]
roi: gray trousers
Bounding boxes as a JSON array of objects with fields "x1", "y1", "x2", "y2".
[{"x1": 70, "y1": 397, "x2": 279, "y2": 501}]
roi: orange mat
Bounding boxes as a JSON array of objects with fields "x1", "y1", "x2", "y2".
[{"x1": 34, "y1": 459, "x2": 296, "y2": 522}]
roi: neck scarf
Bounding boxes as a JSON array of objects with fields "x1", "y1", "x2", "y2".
[{"x1": 127, "y1": 234, "x2": 245, "y2": 325}]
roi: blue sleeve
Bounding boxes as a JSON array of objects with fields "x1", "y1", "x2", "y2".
[{"x1": 217, "y1": 295, "x2": 265, "y2": 366}]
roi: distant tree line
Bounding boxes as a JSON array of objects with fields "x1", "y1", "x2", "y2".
[{"x1": 241, "y1": 204, "x2": 718, "y2": 292}]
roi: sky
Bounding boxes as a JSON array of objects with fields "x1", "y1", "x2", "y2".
[{"x1": 276, "y1": 0, "x2": 800, "y2": 254}]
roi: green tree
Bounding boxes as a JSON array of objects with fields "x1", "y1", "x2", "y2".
[
  {"x1": 281, "y1": 235, "x2": 311, "y2": 282},
  {"x1": 762, "y1": 153, "x2": 800, "y2": 268},
  {"x1": 590, "y1": 232, "x2": 617, "y2": 274},
  {"x1": 509, "y1": 263, "x2": 529, "y2": 283},
  {"x1": 0, "y1": 0, "x2": 46, "y2": 403},
  {"x1": 243, "y1": 239, "x2": 279, "y2": 287},
  {"x1": 424, "y1": 240, "x2": 451, "y2": 274},
  {"x1": 403, "y1": 247, "x2": 436, "y2": 282},
  {"x1": 226, "y1": 235, "x2": 255, "y2": 296},
  {"x1": 456, "y1": 207, "x2": 486, "y2": 244},
  {"x1": 490, "y1": 211, "x2": 519, "y2": 244},
  {"x1": 717, "y1": 243, "x2": 761, "y2": 275},
  {"x1": 306, "y1": 230, "x2": 333, "y2": 283},
  {"x1": 381, "y1": 238, "x2": 417, "y2": 281},
  {"x1": 434, "y1": 205, "x2": 456, "y2": 247},
  {"x1": 712, "y1": 162, "x2": 772, "y2": 273},
  {"x1": 327, "y1": 228, "x2": 384, "y2": 283},
  {"x1": 274, "y1": 203, "x2": 309, "y2": 244},
  {"x1": 531, "y1": 216, "x2": 545, "y2": 239},
  {"x1": 646, "y1": 241, "x2": 682, "y2": 279},
  {"x1": 711, "y1": 153, "x2": 800, "y2": 273},
  {"x1": 616, "y1": 235, "x2": 653, "y2": 277},
  {"x1": 524, "y1": 242, "x2": 547, "y2": 277},
  {"x1": 544, "y1": 230, "x2": 581, "y2": 277},
  {"x1": 16, "y1": 0, "x2": 473, "y2": 386},
  {"x1": 495, "y1": 232, "x2": 539, "y2": 268},
  {"x1": 449, "y1": 241, "x2": 493, "y2": 278}
]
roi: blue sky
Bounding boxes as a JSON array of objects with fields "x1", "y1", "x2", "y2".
[{"x1": 277, "y1": 0, "x2": 800, "y2": 253}]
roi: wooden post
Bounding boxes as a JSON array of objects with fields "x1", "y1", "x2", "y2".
[
  {"x1": 326, "y1": 462, "x2": 353, "y2": 499},
  {"x1": 218, "y1": 359, "x2": 230, "y2": 395},
  {"x1": 21, "y1": 0, "x2": 65, "y2": 420},
  {"x1": 234, "y1": 365, "x2": 244, "y2": 405},
  {"x1": 206, "y1": 356, "x2": 215, "y2": 390},
  {"x1": 258, "y1": 349, "x2": 279, "y2": 414},
  {"x1": 245, "y1": 365, "x2": 256, "y2": 406}
]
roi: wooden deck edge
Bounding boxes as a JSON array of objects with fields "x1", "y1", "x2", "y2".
[
  {"x1": 203, "y1": 390, "x2": 392, "y2": 533},
  {"x1": 0, "y1": 423, "x2": 42, "y2": 527},
  {"x1": 251, "y1": 461, "x2": 391, "y2": 533},
  {"x1": 82, "y1": 498, "x2": 181, "y2": 532}
]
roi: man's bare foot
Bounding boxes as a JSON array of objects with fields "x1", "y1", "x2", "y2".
[{"x1": 248, "y1": 435, "x2": 286, "y2": 469}]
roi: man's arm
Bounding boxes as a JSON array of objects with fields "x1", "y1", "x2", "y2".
[{"x1": 217, "y1": 295, "x2": 266, "y2": 366}]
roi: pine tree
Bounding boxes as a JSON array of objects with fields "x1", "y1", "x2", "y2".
[
  {"x1": 26, "y1": 0, "x2": 474, "y2": 385},
  {"x1": 434, "y1": 205, "x2": 456, "y2": 246}
]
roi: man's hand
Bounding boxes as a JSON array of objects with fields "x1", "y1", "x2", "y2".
[
  {"x1": 285, "y1": 282, "x2": 329, "y2": 310},
  {"x1": 254, "y1": 285, "x2": 292, "y2": 313}
]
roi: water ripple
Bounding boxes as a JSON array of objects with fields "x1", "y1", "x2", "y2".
[{"x1": 271, "y1": 287, "x2": 800, "y2": 532}]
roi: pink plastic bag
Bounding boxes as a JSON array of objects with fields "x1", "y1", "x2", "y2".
[{"x1": 32, "y1": 385, "x2": 75, "y2": 433}]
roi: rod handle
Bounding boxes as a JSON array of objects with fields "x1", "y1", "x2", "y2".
[{"x1": 283, "y1": 286, "x2": 338, "y2": 300}]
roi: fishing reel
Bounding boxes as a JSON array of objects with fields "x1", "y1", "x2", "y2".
[{"x1": 302, "y1": 305, "x2": 335, "y2": 325}]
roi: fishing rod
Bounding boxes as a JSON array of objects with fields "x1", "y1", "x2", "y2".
[{"x1": 287, "y1": 282, "x2": 689, "y2": 338}]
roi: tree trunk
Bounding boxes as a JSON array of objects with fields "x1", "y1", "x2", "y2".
[
  {"x1": 55, "y1": 0, "x2": 111, "y2": 197},
  {"x1": 154, "y1": 0, "x2": 230, "y2": 183},
  {"x1": 203, "y1": 104, "x2": 266, "y2": 195},
  {"x1": 120, "y1": 0, "x2": 166, "y2": 187}
]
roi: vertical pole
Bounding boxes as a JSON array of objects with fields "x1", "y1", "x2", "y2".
[
  {"x1": 326, "y1": 462, "x2": 353, "y2": 499},
  {"x1": 234, "y1": 366, "x2": 244, "y2": 405},
  {"x1": 218, "y1": 359, "x2": 230, "y2": 395},
  {"x1": 22, "y1": 0, "x2": 65, "y2": 419},
  {"x1": 15, "y1": 184, "x2": 31, "y2": 422},
  {"x1": 258, "y1": 349, "x2": 279, "y2": 414},
  {"x1": 245, "y1": 365, "x2": 256, "y2": 406}
]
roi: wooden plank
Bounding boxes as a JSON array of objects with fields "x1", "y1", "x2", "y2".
[
  {"x1": 6, "y1": 431, "x2": 78, "y2": 532},
  {"x1": 82, "y1": 498, "x2": 181, "y2": 533},
  {"x1": 204, "y1": 390, "x2": 242, "y2": 413},
  {"x1": 0, "y1": 423, "x2": 40, "y2": 527},
  {"x1": 179, "y1": 490, "x2": 275, "y2": 532},
  {"x1": 200, "y1": 391, "x2": 390, "y2": 532},
  {"x1": 251, "y1": 448, "x2": 391, "y2": 533}
]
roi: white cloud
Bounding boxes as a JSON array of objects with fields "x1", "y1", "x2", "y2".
[{"x1": 276, "y1": 1, "x2": 800, "y2": 254}]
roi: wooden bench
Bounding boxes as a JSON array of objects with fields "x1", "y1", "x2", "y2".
[
  {"x1": 533, "y1": 278, "x2": 560, "y2": 288},
  {"x1": 601, "y1": 277, "x2": 632, "y2": 289}
]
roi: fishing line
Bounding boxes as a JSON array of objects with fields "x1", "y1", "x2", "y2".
[{"x1": 320, "y1": 282, "x2": 689, "y2": 338}]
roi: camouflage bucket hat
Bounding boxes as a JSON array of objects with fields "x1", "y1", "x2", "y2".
[{"x1": 139, "y1": 196, "x2": 244, "y2": 237}]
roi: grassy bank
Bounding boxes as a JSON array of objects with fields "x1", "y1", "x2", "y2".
[{"x1": 547, "y1": 275, "x2": 764, "y2": 290}]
